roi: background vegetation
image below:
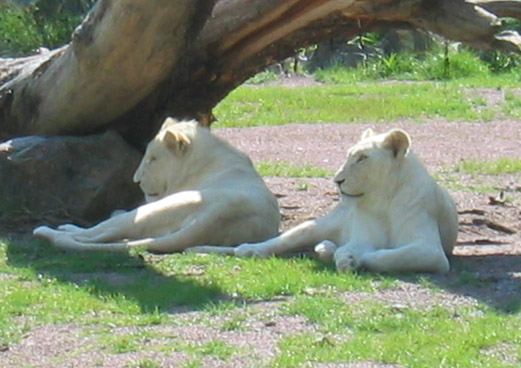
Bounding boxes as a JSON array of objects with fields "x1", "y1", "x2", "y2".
[{"x1": 0, "y1": 0, "x2": 95, "y2": 55}]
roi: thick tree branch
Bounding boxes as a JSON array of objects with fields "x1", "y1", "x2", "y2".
[
  {"x1": 471, "y1": 0, "x2": 521, "y2": 18},
  {"x1": 0, "y1": 0, "x2": 216, "y2": 139},
  {"x1": 1, "y1": 0, "x2": 520, "y2": 143}
]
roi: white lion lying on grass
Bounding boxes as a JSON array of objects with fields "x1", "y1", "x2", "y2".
[
  {"x1": 33, "y1": 118, "x2": 280, "y2": 252},
  {"x1": 192, "y1": 128, "x2": 458, "y2": 274}
]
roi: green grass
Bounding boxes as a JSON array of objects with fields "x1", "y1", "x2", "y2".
[
  {"x1": 503, "y1": 90, "x2": 521, "y2": 119},
  {"x1": 311, "y1": 48, "x2": 521, "y2": 83},
  {"x1": 3, "y1": 234, "x2": 520, "y2": 367},
  {"x1": 214, "y1": 80, "x2": 499, "y2": 128},
  {"x1": 274, "y1": 298, "x2": 521, "y2": 367},
  {"x1": 0, "y1": 1, "x2": 94, "y2": 56},
  {"x1": 455, "y1": 158, "x2": 521, "y2": 175},
  {"x1": 0, "y1": 239, "x2": 391, "y2": 345},
  {"x1": 255, "y1": 161, "x2": 333, "y2": 178}
]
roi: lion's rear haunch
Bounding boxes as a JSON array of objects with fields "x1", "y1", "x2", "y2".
[{"x1": 33, "y1": 118, "x2": 280, "y2": 253}]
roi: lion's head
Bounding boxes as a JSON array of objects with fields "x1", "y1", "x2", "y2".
[
  {"x1": 334, "y1": 128, "x2": 411, "y2": 199},
  {"x1": 133, "y1": 118, "x2": 197, "y2": 203}
]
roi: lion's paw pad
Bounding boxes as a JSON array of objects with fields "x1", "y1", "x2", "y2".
[{"x1": 335, "y1": 253, "x2": 359, "y2": 272}]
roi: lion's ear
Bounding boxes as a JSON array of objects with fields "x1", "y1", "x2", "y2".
[
  {"x1": 361, "y1": 128, "x2": 375, "y2": 140},
  {"x1": 383, "y1": 129, "x2": 410, "y2": 159},
  {"x1": 163, "y1": 129, "x2": 191, "y2": 155},
  {"x1": 160, "y1": 117, "x2": 179, "y2": 131}
]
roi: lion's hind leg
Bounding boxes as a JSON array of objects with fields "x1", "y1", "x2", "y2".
[
  {"x1": 33, "y1": 226, "x2": 129, "y2": 251},
  {"x1": 360, "y1": 241, "x2": 450, "y2": 274}
]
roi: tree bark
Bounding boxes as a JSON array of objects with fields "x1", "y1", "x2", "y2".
[{"x1": 1, "y1": 0, "x2": 520, "y2": 145}]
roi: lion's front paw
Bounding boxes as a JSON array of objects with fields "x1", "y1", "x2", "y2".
[
  {"x1": 33, "y1": 226, "x2": 53, "y2": 240},
  {"x1": 314, "y1": 240, "x2": 337, "y2": 262},
  {"x1": 234, "y1": 244, "x2": 271, "y2": 258},
  {"x1": 334, "y1": 249, "x2": 360, "y2": 272}
]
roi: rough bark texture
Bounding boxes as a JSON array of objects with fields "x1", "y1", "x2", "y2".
[
  {"x1": 0, "y1": 0, "x2": 216, "y2": 140},
  {"x1": 1, "y1": 0, "x2": 520, "y2": 145}
]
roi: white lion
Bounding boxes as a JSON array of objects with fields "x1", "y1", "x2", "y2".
[
  {"x1": 33, "y1": 118, "x2": 280, "y2": 252},
  {"x1": 195, "y1": 128, "x2": 458, "y2": 274}
]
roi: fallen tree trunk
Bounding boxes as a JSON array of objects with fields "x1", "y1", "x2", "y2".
[
  {"x1": 0, "y1": 0, "x2": 215, "y2": 140},
  {"x1": 1, "y1": 0, "x2": 520, "y2": 145}
]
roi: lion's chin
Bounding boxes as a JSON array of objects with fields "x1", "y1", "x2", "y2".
[{"x1": 144, "y1": 193, "x2": 161, "y2": 203}]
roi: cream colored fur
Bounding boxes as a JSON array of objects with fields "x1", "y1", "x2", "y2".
[
  {"x1": 225, "y1": 128, "x2": 458, "y2": 274},
  {"x1": 33, "y1": 118, "x2": 280, "y2": 253}
]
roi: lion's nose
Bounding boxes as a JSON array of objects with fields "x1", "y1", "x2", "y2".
[{"x1": 335, "y1": 179, "x2": 345, "y2": 186}]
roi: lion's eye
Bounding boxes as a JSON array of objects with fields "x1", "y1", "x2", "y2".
[{"x1": 356, "y1": 154, "x2": 368, "y2": 163}]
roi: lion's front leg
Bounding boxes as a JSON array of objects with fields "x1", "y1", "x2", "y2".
[
  {"x1": 67, "y1": 211, "x2": 139, "y2": 243},
  {"x1": 235, "y1": 208, "x2": 346, "y2": 258},
  {"x1": 67, "y1": 191, "x2": 203, "y2": 243},
  {"x1": 333, "y1": 244, "x2": 364, "y2": 272},
  {"x1": 314, "y1": 240, "x2": 337, "y2": 261},
  {"x1": 235, "y1": 217, "x2": 325, "y2": 257}
]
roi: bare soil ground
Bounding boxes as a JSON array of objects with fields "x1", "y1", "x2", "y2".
[{"x1": 2, "y1": 81, "x2": 521, "y2": 367}]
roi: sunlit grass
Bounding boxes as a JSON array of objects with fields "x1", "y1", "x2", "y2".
[
  {"x1": 455, "y1": 157, "x2": 521, "y2": 175},
  {"x1": 0, "y1": 239, "x2": 393, "y2": 346},
  {"x1": 215, "y1": 82, "x2": 494, "y2": 128},
  {"x1": 274, "y1": 297, "x2": 521, "y2": 367},
  {"x1": 255, "y1": 160, "x2": 334, "y2": 178}
]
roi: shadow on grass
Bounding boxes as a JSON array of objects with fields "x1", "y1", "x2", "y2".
[
  {"x1": 432, "y1": 252, "x2": 521, "y2": 314},
  {"x1": 306, "y1": 249, "x2": 521, "y2": 314},
  {"x1": 360, "y1": 251, "x2": 521, "y2": 314},
  {"x1": 5, "y1": 238, "x2": 225, "y2": 314},
  {"x1": 6, "y1": 238, "x2": 520, "y2": 315}
]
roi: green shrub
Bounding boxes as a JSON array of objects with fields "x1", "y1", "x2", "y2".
[
  {"x1": 0, "y1": 0, "x2": 95, "y2": 56},
  {"x1": 0, "y1": 5, "x2": 42, "y2": 55},
  {"x1": 480, "y1": 50, "x2": 521, "y2": 73},
  {"x1": 312, "y1": 44, "x2": 502, "y2": 83},
  {"x1": 420, "y1": 48, "x2": 491, "y2": 80}
]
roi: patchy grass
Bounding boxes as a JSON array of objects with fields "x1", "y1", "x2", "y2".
[
  {"x1": 275, "y1": 297, "x2": 521, "y2": 368},
  {"x1": 455, "y1": 157, "x2": 521, "y2": 175},
  {"x1": 214, "y1": 82, "x2": 494, "y2": 127},
  {"x1": 255, "y1": 160, "x2": 334, "y2": 178},
  {"x1": 2, "y1": 235, "x2": 520, "y2": 367},
  {"x1": 0, "y1": 238, "x2": 390, "y2": 346}
]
